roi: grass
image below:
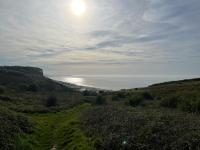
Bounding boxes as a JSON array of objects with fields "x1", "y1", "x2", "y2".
[
  {"x1": 1, "y1": 67, "x2": 200, "y2": 149},
  {"x1": 18, "y1": 104, "x2": 94, "y2": 150}
]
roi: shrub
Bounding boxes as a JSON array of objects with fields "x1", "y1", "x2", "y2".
[
  {"x1": 160, "y1": 96, "x2": 179, "y2": 108},
  {"x1": 96, "y1": 96, "x2": 106, "y2": 105},
  {"x1": 111, "y1": 95, "x2": 119, "y2": 101},
  {"x1": 83, "y1": 90, "x2": 98, "y2": 96},
  {"x1": 46, "y1": 96, "x2": 57, "y2": 107},
  {"x1": 142, "y1": 92, "x2": 153, "y2": 100},
  {"x1": 190, "y1": 99, "x2": 200, "y2": 113},
  {"x1": 180, "y1": 98, "x2": 200, "y2": 113},
  {"x1": 0, "y1": 87, "x2": 4, "y2": 94},
  {"x1": 128, "y1": 96, "x2": 143, "y2": 107},
  {"x1": 82, "y1": 106, "x2": 200, "y2": 150},
  {"x1": 18, "y1": 84, "x2": 28, "y2": 91},
  {"x1": 117, "y1": 92, "x2": 126, "y2": 98},
  {"x1": 0, "y1": 107, "x2": 32, "y2": 150},
  {"x1": 0, "y1": 95, "x2": 11, "y2": 101},
  {"x1": 27, "y1": 84, "x2": 37, "y2": 92},
  {"x1": 83, "y1": 90, "x2": 90, "y2": 96}
]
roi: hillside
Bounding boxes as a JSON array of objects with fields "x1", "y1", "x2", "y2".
[
  {"x1": 0, "y1": 66, "x2": 200, "y2": 150},
  {"x1": 0, "y1": 66, "x2": 89, "y2": 115},
  {"x1": 0, "y1": 66, "x2": 92, "y2": 149},
  {"x1": 0, "y1": 66, "x2": 72, "y2": 92}
]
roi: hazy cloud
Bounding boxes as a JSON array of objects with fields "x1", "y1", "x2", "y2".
[{"x1": 0, "y1": 0, "x2": 200, "y2": 76}]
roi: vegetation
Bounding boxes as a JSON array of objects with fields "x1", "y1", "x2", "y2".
[
  {"x1": 16, "y1": 104, "x2": 93, "y2": 150},
  {"x1": 111, "y1": 95, "x2": 119, "y2": 101},
  {"x1": 0, "y1": 87, "x2": 4, "y2": 94},
  {"x1": 149, "y1": 78, "x2": 200, "y2": 113},
  {"x1": 27, "y1": 84, "x2": 38, "y2": 92},
  {"x1": 83, "y1": 90, "x2": 98, "y2": 96},
  {"x1": 128, "y1": 95, "x2": 143, "y2": 106},
  {"x1": 1, "y1": 66, "x2": 200, "y2": 150},
  {"x1": 0, "y1": 106, "x2": 32, "y2": 150},
  {"x1": 82, "y1": 105, "x2": 200, "y2": 150},
  {"x1": 160, "y1": 96, "x2": 179, "y2": 108},
  {"x1": 46, "y1": 96, "x2": 58, "y2": 107},
  {"x1": 142, "y1": 91, "x2": 153, "y2": 100},
  {"x1": 95, "y1": 96, "x2": 106, "y2": 105}
]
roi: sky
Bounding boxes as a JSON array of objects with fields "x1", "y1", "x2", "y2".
[{"x1": 0, "y1": 0, "x2": 200, "y2": 79}]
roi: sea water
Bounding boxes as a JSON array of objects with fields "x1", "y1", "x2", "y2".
[{"x1": 51, "y1": 75, "x2": 199, "y2": 90}]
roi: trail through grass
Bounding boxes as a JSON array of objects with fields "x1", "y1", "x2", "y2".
[{"x1": 20, "y1": 104, "x2": 93, "y2": 150}]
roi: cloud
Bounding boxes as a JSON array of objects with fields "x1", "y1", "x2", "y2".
[{"x1": 0, "y1": 0, "x2": 200, "y2": 76}]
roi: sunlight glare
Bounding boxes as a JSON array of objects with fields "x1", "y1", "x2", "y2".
[
  {"x1": 70, "y1": 0, "x2": 86, "y2": 17},
  {"x1": 64, "y1": 77, "x2": 85, "y2": 86}
]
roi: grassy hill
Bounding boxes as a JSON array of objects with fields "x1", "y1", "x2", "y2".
[
  {"x1": 0, "y1": 66, "x2": 92, "y2": 149},
  {"x1": 80, "y1": 77, "x2": 200, "y2": 149},
  {"x1": 1, "y1": 66, "x2": 200, "y2": 150}
]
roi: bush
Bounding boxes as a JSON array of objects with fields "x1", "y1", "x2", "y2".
[
  {"x1": 27, "y1": 84, "x2": 37, "y2": 92},
  {"x1": 160, "y1": 96, "x2": 200, "y2": 113},
  {"x1": 117, "y1": 92, "x2": 126, "y2": 98},
  {"x1": 46, "y1": 96, "x2": 57, "y2": 107},
  {"x1": 180, "y1": 98, "x2": 200, "y2": 113},
  {"x1": 0, "y1": 87, "x2": 4, "y2": 94},
  {"x1": 0, "y1": 95, "x2": 11, "y2": 101},
  {"x1": 96, "y1": 96, "x2": 106, "y2": 105},
  {"x1": 18, "y1": 84, "x2": 28, "y2": 91},
  {"x1": 0, "y1": 107, "x2": 32, "y2": 150},
  {"x1": 190, "y1": 99, "x2": 200, "y2": 113},
  {"x1": 82, "y1": 106, "x2": 200, "y2": 150},
  {"x1": 111, "y1": 95, "x2": 119, "y2": 101},
  {"x1": 128, "y1": 96, "x2": 143, "y2": 107},
  {"x1": 142, "y1": 92, "x2": 153, "y2": 100},
  {"x1": 160, "y1": 96, "x2": 179, "y2": 108},
  {"x1": 83, "y1": 90, "x2": 98, "y2": 96}
]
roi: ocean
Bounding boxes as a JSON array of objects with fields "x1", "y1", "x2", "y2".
[{"x1": 51, "y1": 75, "x2": 199, "y2": 90}]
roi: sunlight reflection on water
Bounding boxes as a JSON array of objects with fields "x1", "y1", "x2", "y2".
[
  {"x1": 64, "y1": 77, "x2": 85, "y2": 86},
  {"x1": 55, "y1": 75, "x2": 199, "y2": 90}
]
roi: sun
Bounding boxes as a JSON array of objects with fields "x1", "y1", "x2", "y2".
[{"x1": 70, "y1": 0, "x2": 86, "y2": 17}]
